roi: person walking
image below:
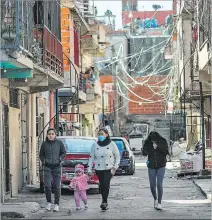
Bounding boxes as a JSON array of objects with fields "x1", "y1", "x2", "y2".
[
  {"x1": 88, "y1": 128, "x2": 120, "y2": 211},
  {"x1": 39, "y1": 128, "x2": 66, "y2": 212},
  {"x1": 69, "y1": 164, "x2": 89, "y2": 210},
  {"x1": 142, "y1": 131, "x2": 169, "y2": 210}
]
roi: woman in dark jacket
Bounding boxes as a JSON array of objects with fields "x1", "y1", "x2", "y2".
[
  {"x1": 39, "y1": 128, "x2": 66, "y2": 212},
  {"x1": 142, "y1": 131, "x2": 169, "y2": 210}
]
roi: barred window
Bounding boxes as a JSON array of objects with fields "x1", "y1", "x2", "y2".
[{"x1": 9, "y1": 89, "x2": 20, "y2": 109}]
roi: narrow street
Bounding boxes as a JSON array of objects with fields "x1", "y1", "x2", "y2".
[{"x1": 7, "y1": 157, "x2": 210, "y2": 219}]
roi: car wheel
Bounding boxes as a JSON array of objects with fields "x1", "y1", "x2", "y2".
[
  {"x1": 133, "y1": 162, "x2": 135, "y2": 173},
  {"x1": 128, "y1": 161, "x2": 134, "y2": 175}
]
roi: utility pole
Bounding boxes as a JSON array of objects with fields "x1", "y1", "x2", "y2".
[
  {"x1": 199, "y1": 82, "x2": 205, "y2": 170},
  {"x1": 55, "y1": 89, "x2": 59, "y2": 135},
  {"x1": 111, "y1": 45, "x2": 119, "y2": 136},
  {"x1": 102, "y1": 89, "x2": 105, "y2": 126}
]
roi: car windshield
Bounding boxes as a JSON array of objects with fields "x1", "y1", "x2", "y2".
[
  {"x1": 60, "y1": 138, "x2": 96, "y2": 153},
  {"x1": 112, "y1": 139, "x2": 126, "y2": 153}
]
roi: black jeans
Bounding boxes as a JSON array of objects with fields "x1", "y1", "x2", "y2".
[
  {"x1": 96, "y1": 170, "x2": 112, "y2": 204},
  {"x1": 44, "y1": 166, "x2": 61, "y2": 205}
]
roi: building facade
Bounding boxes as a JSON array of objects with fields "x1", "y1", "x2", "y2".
[
  {"x1": 174, "y1": 0, "x2": 211, "y2": 167},
  {"x1": 1, "y1": 0, "x2": 64, "y2": 200}
]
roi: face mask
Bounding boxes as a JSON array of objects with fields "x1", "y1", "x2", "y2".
[{"x1": 98, "y1": 135, "x2": 105, "y2": 142}]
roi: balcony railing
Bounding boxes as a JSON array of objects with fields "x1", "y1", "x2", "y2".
[
  {"x1": 79, "y1": 77, "x2": 86, "y2": 93},
  {"x1": 1, "y1": 0, "x2": 34, "y2": 54},
  {"x1": 42, "y1": 26, "x2": 63, "y2": 77},
  {"x1": 199, "y1": 0, "x2": 211, "y2": 47}
]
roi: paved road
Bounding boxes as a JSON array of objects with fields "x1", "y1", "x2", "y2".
[{"x1": 12, "y1": 157, "x2": 212, "y2": 219}]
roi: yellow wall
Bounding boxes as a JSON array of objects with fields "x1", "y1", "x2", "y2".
[
  {"x1": 9, "y1": 107, "x2": 22, "y2": 194},
  {"x1": 1, "y1": 79, "x2": 38, "y2": 196}
]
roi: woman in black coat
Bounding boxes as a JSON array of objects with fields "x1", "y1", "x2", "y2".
[{"x1": 142, "y1": 131, "x2": 169, "y2": 210}]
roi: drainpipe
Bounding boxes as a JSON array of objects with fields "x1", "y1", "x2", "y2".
[
  {"x1": 49, "y1": 91, "x2": 54, "y2": 128},
  {"x1": 199, "y1": 82, "x2": 206, "y2": 170},
  {"x1": 31, "y1": 94, "x2": 37, "y2": 184},
  {"x1": 55, "y1": 89, "x2": 59, "y2": 134}
]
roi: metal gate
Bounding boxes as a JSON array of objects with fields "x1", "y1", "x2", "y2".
[
  {"x1": 170, "y1": 111, "x2": 186, "y2": 141},
  {"x1": 3, "y1": 104, "x2": 10, "y2": 194},
  {"x1": 21, "y1": 94, "x2": 28, "y2": 188}
]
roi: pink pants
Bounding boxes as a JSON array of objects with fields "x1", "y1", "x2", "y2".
[{"x1": 74, "y1": 190, "x2": 87, "y2": 207}]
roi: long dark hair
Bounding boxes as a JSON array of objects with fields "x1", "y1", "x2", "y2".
[{"x1": 147, "y1": 131, "x2": 164, "y2": 143}]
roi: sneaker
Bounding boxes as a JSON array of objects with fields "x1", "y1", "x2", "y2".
[
  {"x1": 84, "y1": 204, "x2": 88, "y2": 210},
  {"x1": 101, "y1": 203, "x2": 108, "y2": 210},
  {"x1": 46, "y1": 203, "x2": 52, "y2": 211},
  {"x1": 76, "y1": 207, "x2": 81, "y2": 210},
  {"x1": 53, "y1": 204, "x2": 59, "y2": 212},
  {"x1": 154, "y1": 200, "x2": 158, "y2": 209},
  {"x1": 157, "y1": 203, "x2": 162, "y2": 210}
]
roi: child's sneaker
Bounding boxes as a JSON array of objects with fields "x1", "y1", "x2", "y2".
[
  {"x1": 84, "y1": 204, "x2": 88, "y2": 210},
  {"x1": 76, "y1": 207, "x2": 81, "y2": 210}
]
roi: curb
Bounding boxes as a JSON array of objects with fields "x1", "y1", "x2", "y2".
[{"x1": 193, "y1": 180, "x2": 211, "y2": 200}]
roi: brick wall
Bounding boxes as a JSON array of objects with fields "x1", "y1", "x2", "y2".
[{"x1": 128, "y1": 76, "x2": 168, "y2": 115}]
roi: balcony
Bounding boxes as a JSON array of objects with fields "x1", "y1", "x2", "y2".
[
  {"x1": 78, "y1": 77, "x2": 87, "y2": 102},
  {"x1": 1, "y1": 0, "x2": 64, "y2": 93},
  {"x1": 81, "y1": 24, "x2": 107, "y2": 57},
  {"x1": 198, "y1": 0, "x2": 211, "y2": 71},
  {"x1": 9, "y1": 25, "x2": 64, "y2": 93},
  {"x1": 79, "y1": 95, "x2": 102, "y2": 114},
  {"x1": 79, "y1": 77, "x2": 102, "y2": 114},
  {"x1": 1, "y1": 0, "x2": 34, "y2": 73}
]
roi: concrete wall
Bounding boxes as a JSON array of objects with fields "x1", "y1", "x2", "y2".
[
  {"x1": 181, "y1": 18, "x2": 192, "y2": 91},
  {"x1": 1, "y1": 79, "x2": 39, "y2": 197}
]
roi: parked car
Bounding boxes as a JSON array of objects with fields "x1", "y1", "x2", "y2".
[
  {"x1": 57, "y1": 136, "x2": 100, "y2": 193},
  {"x1": 111, "y1": 137, "x2": 135, "y2": 175}
]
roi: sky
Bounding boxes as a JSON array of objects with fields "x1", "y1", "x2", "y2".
[{"x1": 93, "y1": 0, "x2": 173, "y2": 29}]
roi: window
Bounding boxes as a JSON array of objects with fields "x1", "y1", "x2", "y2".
[
  {"x1": 9, "y1": 89, "x2": 19, "y2": 108},
  {"x1": 62, "y1": 103, "x2": 68, "y2": 113},
  {"x1": 61, "y1": 138, "x2": 96, "y2": 153},
  {"x1": 112, "y1": 139, "x2": 126, "y2": 153}
]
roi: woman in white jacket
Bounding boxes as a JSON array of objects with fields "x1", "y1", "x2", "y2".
[{"x1": 88, "y1": 128, "x2": 120, "y2": 211}]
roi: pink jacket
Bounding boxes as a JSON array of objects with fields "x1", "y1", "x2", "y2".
[{"x1": 69, "y1": 174, "x2": 89, "y2": 191}]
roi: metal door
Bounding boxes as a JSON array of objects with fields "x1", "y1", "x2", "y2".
[
  {"x1": 21, "y1": 94, "x2": 28, "y2": 187},
  {"x1": 3, "y1": 104, "x2": 10, "y2": 193},
  {"x1": 170, "y1": 111, "x2": 186, "y2": 141}
]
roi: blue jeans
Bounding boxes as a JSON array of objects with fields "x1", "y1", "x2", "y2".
[{"x1": 148, "y1": 167, "x2": 165, "y2": 204}]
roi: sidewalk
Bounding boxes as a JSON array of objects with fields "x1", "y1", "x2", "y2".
[
  {"x1": 1, "y1": 202, "x2": 40, "y2": 219},
  {"x1": 1, "y1": 185, "x2": 42, "y2": 219},
  {"x1": 193, "y1": 178, "x2": 212, "y2": 200}
]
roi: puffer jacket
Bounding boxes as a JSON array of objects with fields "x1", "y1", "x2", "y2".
[
  {"x1": 142, "y1": 137, "x2": 169, "y2": 169},
  {"x1": 39, "y1": 139, "x2": 66, "y2": 168}
]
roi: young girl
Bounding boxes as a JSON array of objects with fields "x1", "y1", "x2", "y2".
[{"x1": 69, "y1": 164, "x2": 89, "y2": 210}]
